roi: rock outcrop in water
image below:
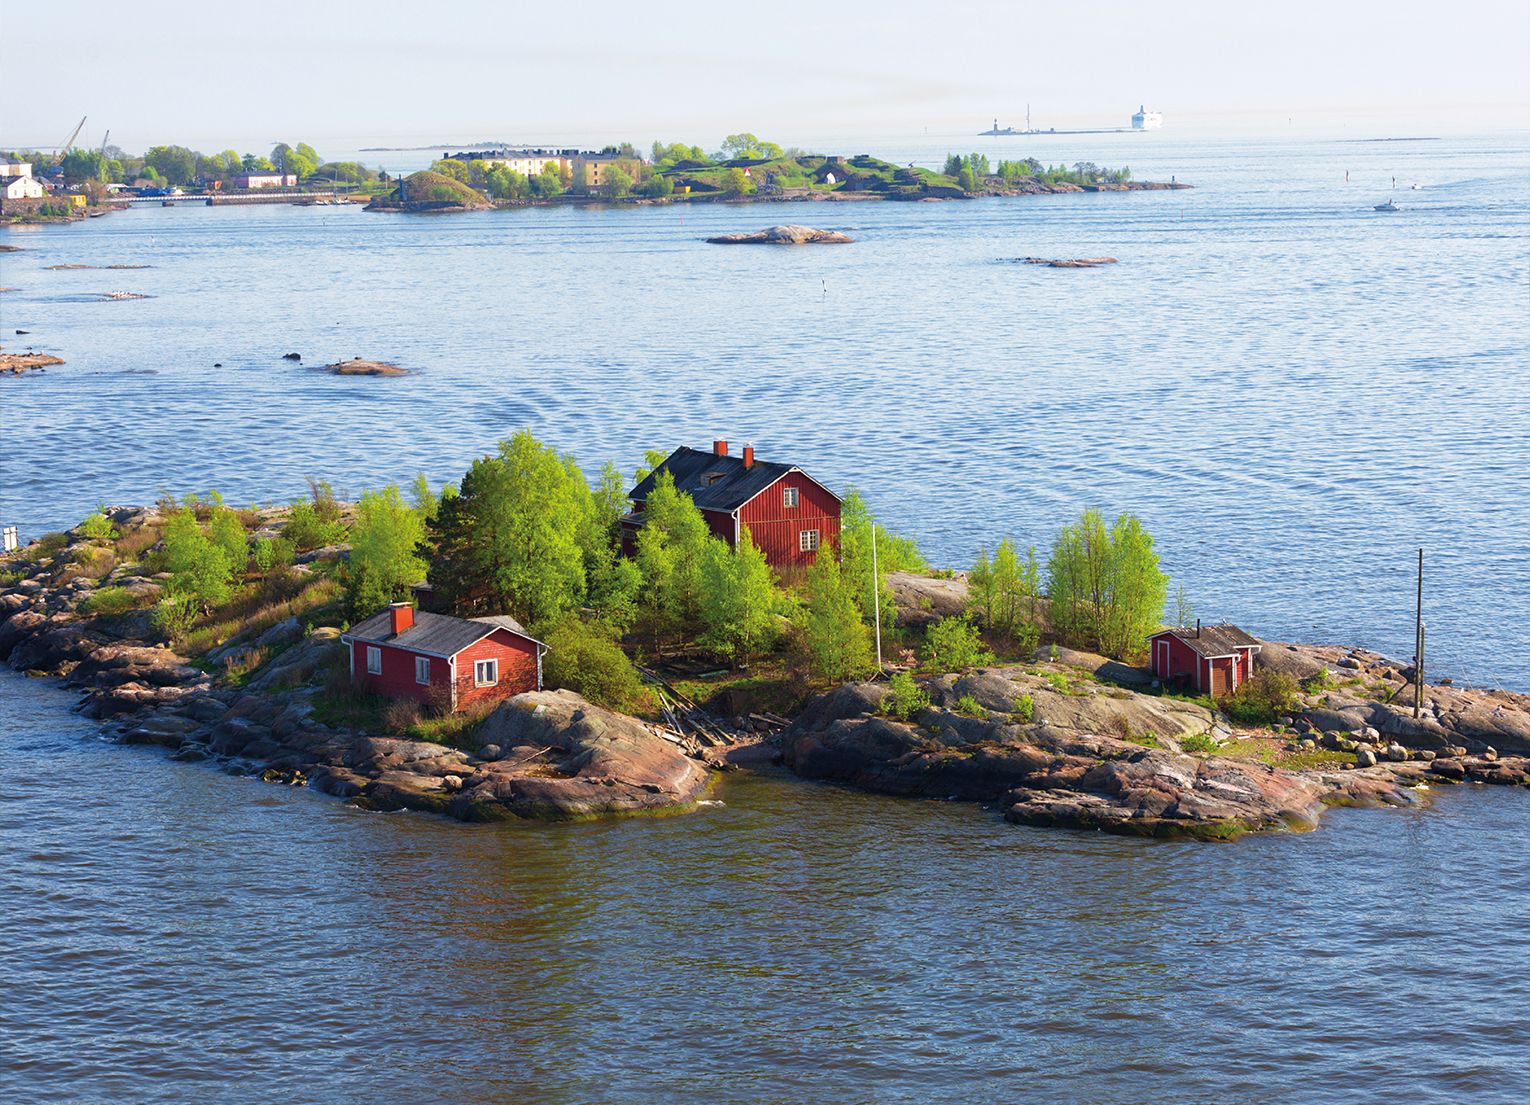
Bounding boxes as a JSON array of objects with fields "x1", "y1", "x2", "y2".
[
  {"x1": 1, "y1": 352, "x2": 64, "y2": 376},
  {"x1": 706, "y1": 224, "x2": 853, "y2": 245},
  {"x1": 782, "y1": 663, "x2": 1528, "y2": 840}
]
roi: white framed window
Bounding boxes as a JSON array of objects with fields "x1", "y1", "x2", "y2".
[
  {"x1": 415, "y1": 656, "x2": 431, "y2": 685},
  {"x1": 783, "y1": 486, "x2": 799, "y2": 508},
  {"x1": 474, "y1": 659, "x2": 499, "y2": 687},
  {"x1": 799, "y1": 529, "x2": 820, "y2": 552},
  {"x1": 366, "y1": 646, "x2": 382, "y2": 675}
]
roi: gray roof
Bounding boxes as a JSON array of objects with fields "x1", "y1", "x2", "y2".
[
  {"x1": 347, "y1": 609, "x2": 542, "y2": 656},
  {"x1": 1153, "y1": 623, "x2": 1262, "y2": 658},
  {"x1": 628, "y1": 446, "x2": 836, "y2": 513}
]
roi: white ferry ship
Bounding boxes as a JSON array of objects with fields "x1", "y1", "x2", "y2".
[{"x1": 1131, "y1": 105, "x2": 1164, "y2": 130}]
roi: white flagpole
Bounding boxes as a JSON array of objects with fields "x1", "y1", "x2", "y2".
[{"x1": 871, "y1": 521, "x2": 883, "y2": 669}]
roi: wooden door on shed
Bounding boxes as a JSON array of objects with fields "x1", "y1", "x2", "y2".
[{"x1": 1209, "y1": 660, "x2": 1231, "y2": 697}]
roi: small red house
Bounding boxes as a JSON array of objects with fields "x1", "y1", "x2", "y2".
[
  {"x1": 1148, "y1": 622, "x2": 1262, "y2": 696},
  {"x1": 622, "y1": 439, "x2": 841, "y2": 569},
  {"x1": 342, "y1": 602, "x2": 547, "y2": 712}
]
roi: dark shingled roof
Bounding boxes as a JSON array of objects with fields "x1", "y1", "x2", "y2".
[
  {"x1": 628, "y1": 446, "x2": 836, "y2": 513},
  {"x1": 1153, "y1": 623, "x2": 1262, "y2": 658},
  {"x1": 347, "y1": 609, "x2": 541, "y2": 657}
]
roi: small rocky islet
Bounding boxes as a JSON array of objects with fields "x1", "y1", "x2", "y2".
[{"x1": 1, "y1": 506, "x2": 1525, "y2": 837}]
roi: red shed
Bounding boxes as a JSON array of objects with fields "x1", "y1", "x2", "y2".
[
  {"x1": 1148, "y1": 621, "x2": 1261, "y2": 697},
  {"x1": 621, "y1": 439, "x2": 841, "y2": 569},
  {"x1": 341, "y1": 602, "x2": 547, "y2": 712}
]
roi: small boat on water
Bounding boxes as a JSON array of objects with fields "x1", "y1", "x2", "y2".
[{"x1": 1374, "y1": 198, "x2": 1400, "y2": 212}]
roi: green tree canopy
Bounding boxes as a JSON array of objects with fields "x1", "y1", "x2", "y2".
[
  {"x1": 969, "y1": 537, "x2": 1041, "y2": 650},
  {"x1": 599, "y1": 164, "x2": 633, "y2": 199},
  {"x1": 719, "y1": 133, "x2": 784, "y2": 160},
  {"x1": 634, "y1": 472, "x2": 710, "y2": 644},
  {"x1": 344, "y1": 485, "x2": 428, "y2": 618},
  {"x1": 1045, "y1": 508, "x2": 1169, "y2": 659},
  {"x1": 699, "y1": 530, "x2": 780, "y2": 666},
  {"x1": 424, "y1": 432, "x2": 591, "y2": 626},
  {"x1": 804, "y1": 552, "x2": 874, "y2": 683},
  {"x1": 60, "y1": 149, "x2": 109, "y2": 185},
  {"x1": 160, "y1": 509, "x2": 237, "y2": 611},
  {"x1": 144, "y1": 145, "x2": 197, "y2": 185}
]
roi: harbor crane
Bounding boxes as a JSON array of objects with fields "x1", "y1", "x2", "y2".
[{"x1": 60, "y1": 116, "x2": 87, "y2": 152}]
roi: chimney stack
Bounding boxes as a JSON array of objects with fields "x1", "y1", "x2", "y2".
[
  {"x1": 743, "y1": 444, "x2": 755, "y2": 469},
  {"x1": 390, "y1": 601, "x2": 415, "y2": 635},
  {"x1": 713, "y1": 439, "x2": 728, "y2": 457},
  {"x1": 1196, "y1": 618, "x2": 1201, "y2": 637}
]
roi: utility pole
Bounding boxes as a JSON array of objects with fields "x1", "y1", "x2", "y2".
[
  {"x1": 870, "y1": 521, "x2": 883, "y2": 669},
  {"x1": 1414, "y1": 548, "x2": 1424, "y2": 719}
]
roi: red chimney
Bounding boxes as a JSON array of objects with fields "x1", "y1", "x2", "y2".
[
  {"x1": 713, "y1": 439, "x2": 728, "y2": 456},
  {"x1": 390, "y1": 601, "x2": 414, "y2": 635},
  {"x1": 743, "y1": 444, "x2": 755, "y2": 469}
]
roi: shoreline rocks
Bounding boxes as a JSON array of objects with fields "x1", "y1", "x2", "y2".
[
  {"x1": 0, "y1": 510, "x2": 712, "y2": 823},
  {"x1": 782, "y1": 666, "x2": 1528, "y2": 840}
]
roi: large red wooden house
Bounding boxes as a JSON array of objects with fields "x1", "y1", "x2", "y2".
[
  {"x1": 1148, "y1": 622, "x2": 1262, "y2": 696},
  {"x1": 622, "y1": 439, "x2": 841, "y2": 569},
  {"x1": 342, "y1": 602, "x2": 547, "y2": 712}
]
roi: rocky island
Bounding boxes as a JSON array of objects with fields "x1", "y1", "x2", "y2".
[{"x1": 2, "y1": 500, "x2": 1524, "y2": 837}]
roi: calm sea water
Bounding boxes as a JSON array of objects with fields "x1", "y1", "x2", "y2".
[
  {"x1": 1, "y1": 670, "x2": 1528, "y2": 1104},
  {"x1": 2, "y1": 132, "x2": 1528, "y2": 687},
  {"x1": 2, "y1": 133, "x2": 1530, "y2": 1102}
]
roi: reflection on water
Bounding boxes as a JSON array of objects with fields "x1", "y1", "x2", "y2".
[{"x1": 1, "y1": 672, "x2": 1528, "y2": 1104}]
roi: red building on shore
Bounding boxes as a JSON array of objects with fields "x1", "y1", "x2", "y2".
[
  {"x1": 622, "y1": 439, "x2": 841, "y2": 569},
  {"x1": 1148, "y1": 622, "x2": 1261, "y2": 696},
  {"x1": 342, "y1": 602, "x2": 546, "y2": 712}
]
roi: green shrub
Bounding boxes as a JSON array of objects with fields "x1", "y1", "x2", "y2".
[
  {"x1": 882, "y1": 672, "x2": 930, "y2": 720},
  {"x1": 284, "y1": 500, "x2": 347, "y2": 552},
  {"x1": 208, "y1": 508, "x2": 249, "y2": 574},
  {"x1": 152, "y1": 594, "x2": 200, "y2": 639},
  {"x1": 922, "y1": 616, "x2": 994, "y2": 673},
  {"x1": 1303, "y1": 665, "x2": 1337, "y2": 692},
  {"x1": 32, "y1": 532, "x2": 68, "y2": 559},
  {"x1": 77, "y1": 510, "x2": 117, "y2": 541},
  {"x1": 1181, "y1": 732, "x2": 1219, "y2": 754},
  {"x1": 80, "y1": 586, "x2": 138, "y2": 617},
  {"x1": 1044, "y1": 672, "x2": 1072, "y2": 694},
  {"x1": 1222, "y1": 671, "x2": 1300, "y2": 726},
  {"x1": 1013, "y1": 693, "x2": 1035, "y2": 722},
  {"x1": 954, "y1": 693, "x2": 985, "y2": 717},
  {"x1": 252, "y1": 536, "x2": 295, "y2": 574},
  {"x1": 161, "y1": 510, "x2": 236, "y2": 610},
  {"x1": 541, "y1": 618, "x2": 645, "y2": 712}
]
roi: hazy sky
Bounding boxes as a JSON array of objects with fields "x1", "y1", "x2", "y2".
[{"x1": 5, "y1": 0, "x2": 1528, "y2": 153}]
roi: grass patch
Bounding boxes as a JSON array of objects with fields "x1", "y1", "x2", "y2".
[
  {"x1": 1276, "y1": 749, "x2": 1355, "y2": 771},
  {"x1": 178, "y1": 574, "x2": 342, "y2": 656},
  {"x1": 80, "y1": 586, "x2": 143, "y2": 617},
  {"x1": 953, "y1": 693, "x2": 986, "y2": 717},
  {"x1": 31, "y1": 532, "x2": 68, "y2": 559},
  {"x1": 114, "y1": 524, "x2": 162, "y2": 561}
]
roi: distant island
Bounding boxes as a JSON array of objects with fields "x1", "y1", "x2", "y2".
[
  {"x1": 3, "y1": 133, "x2": 1187, "y2": 225},
  {"x1": 369, "y1": 138, "x2": 1186, "y2": 213}
]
